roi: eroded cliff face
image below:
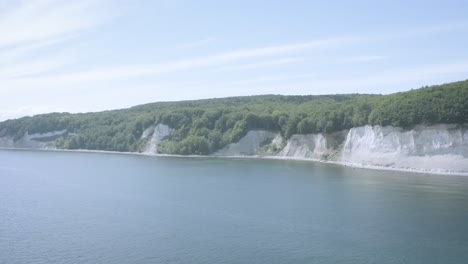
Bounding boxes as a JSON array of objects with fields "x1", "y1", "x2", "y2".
[
  {"x1": 214, "y1": 130, "x2": 278, "y2": 156},
  {"x1": 339, "y1": 124, "x2": 468, "y2": 173},
  {"x1": 278, "y1": 131, "x2": 347, "y2": 160},
  {"x1": 1, "y1": 123, "x2": 466, "y2": 174},
  {"x1": 0, "y1": 130, "x2": 68, "y2": 149},
  {"x1": 141, "y1": 124, "x2": 173, "y2": 154},
  {"x1": 219, "y1": 124, "x2": 467, "y2": 174}
]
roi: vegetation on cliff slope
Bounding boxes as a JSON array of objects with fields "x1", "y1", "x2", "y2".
[{"x1": 0, "y1": 80, "x2": 467, "y2": 154}]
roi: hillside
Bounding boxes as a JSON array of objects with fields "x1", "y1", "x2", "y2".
[{"x1": 0, "y1": 80, "x2": 467, "y2": 155}]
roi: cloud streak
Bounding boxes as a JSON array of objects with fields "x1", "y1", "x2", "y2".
[
  {"x1": 0, "y1": 0, "x2": 114, "y2": 80},
  {"x1": 0, "y1": 35, "x2": 75, "y2": 62},
  {"x1": 214, "y1": 57, "x2": 304, "y2": 71},
  {"x1": 1, "y1": 0, "x2": 467, "y2": 121},
  {"x1": 238, "y1": 61, "x2": 468, "y2": 95},
  {"x1": 179, "y1": 38, "x2": 215, "y2": 48},
  {"x1": 2, "y1": 37, "x2": 352, "y2": 87},
  {"x1": 0, "y1": 0, "x2": 110, "y2": 48},
  {"x1": 0, "y1": 56, "x2": 70, "y2": 79},
  {"x1": 6, "y1": 21, "x2": 464, "y2": 87},
  {"x1": 340, "y1": 55, "x2": 386, "y2": 63}
]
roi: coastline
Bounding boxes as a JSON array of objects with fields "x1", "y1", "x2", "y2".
[{"x1": 1, "y1": 147, "x2": 467, "y2": 177}]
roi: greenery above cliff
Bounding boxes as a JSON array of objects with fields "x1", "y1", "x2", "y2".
[{"x1": 0, "y1": 80, "x2": 467, "y2": 154}]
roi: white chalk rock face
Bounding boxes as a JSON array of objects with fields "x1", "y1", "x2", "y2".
[
  {"x1": 271, "y1": 134, "x2": 283, "y2": 149},
  {"x1": 27, "y1": 130, "x2": 67, "y2": 141},
  {"x1": 0, "y1": 137, "x2": 15, "y2": 148},
  {"x1": 278, "y1": 134, "x2": 329, "y2": 160},
  {"x1": 141, "y1": 126, "x2": 155, "y2": 139},
  {"x1": 277, "y1": 131, "x2": 347, "y2": 160},
  {"x1": 142, "y1": 124, "x2": 172, "y2": 154},
  {"x1": 0, "y1": 130, "x2": 67, "y2": 149},
  {"x1": 215, "y1": 130, "x2": 277, "y2": 156},
  {"x1": 340, "y1": 124, "x2": 468, "y2": 173}
]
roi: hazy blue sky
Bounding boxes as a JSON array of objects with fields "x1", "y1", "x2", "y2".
[{"x1": 1, "y1": 0, "x2": 468, "y2": 120}]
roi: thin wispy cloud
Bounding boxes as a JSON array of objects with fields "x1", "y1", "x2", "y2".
[
  {"x1": 2, "y1": 25, "x2": 468, "y2": 97},
  {"x1": 0, "y1": 35, "x2": 75, "y2": 62},
  {"x1": 2, "y1": 38, "x2": 351, "y2": 87},
  {"x1": 202, "y1": 61, "x2": 468, "y2": 94},
  {"x1": 180, "y1": 38, "x2": 215, "y2": 48},
  {"x1": 1, "y1": 0, "x2": 468, "y2": 120},
  {"x1": 0, "y1": 0, "x2": 114, "y2": 90},
  {"x1": 0, "y1": 56, "x2": 69, "y2": 79},
  {"x1": 6, "y1": 20, "x2": 463, "y2": 87},
  {"x1": 332, "y1": 61, "x2": 468, "y2": 90},
  {"x1": 215, "y1": 57, "x2": 304, "y2": 71},
  {"x1": 394, "y1": 20, "x2": 468, "y2": 38},
  {"x1": 0, "y1": 0, "x2": 110, "y2": 48},
  {"x1": 2, "y1": 17, "x2": 464, "y2": 87},
  {"x1": 340, "y1": 55, "x2": 386, "y2": 63},
  {"x1": 218, "y1": 73, "x2": 316, "y2": 86},
  {"x1": 214, "y1": 37, "x2": 354, "y2": 61},
  {"x1": 240, "y1": 61, "x2": 468, "y2": 95}
]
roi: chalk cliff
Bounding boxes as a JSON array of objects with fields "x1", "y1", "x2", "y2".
[
  {"x1": 1, "y1": 123, "x2": 466, "y2": 174},
  {"x1": 0, "y1": 130, "x2": 68, "y2": 149},
  {"x1": 141, "y1": 124, "x2": 173, "y2": 154},
  {"x1": 215, "y1": 124, "x2": 467, "y2": 174},
  {"x1": 338, "y1": 124, "x2": 468, "y2": 173},
  {"x1": 214, "y1": 130, "x2": 278, "y2": 156}
]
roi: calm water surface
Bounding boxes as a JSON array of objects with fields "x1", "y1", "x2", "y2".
[{"x1": 1, "y1": 149, "x2": 468, "y2": 264}]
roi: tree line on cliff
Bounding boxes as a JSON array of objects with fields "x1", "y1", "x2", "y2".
[{"x1": 0, "y1": 80, "x2": 467, "y2": 154}]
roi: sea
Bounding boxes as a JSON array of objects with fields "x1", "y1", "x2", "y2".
[{"x1": 1, "y1": 149, "x2": 468, "y2": 264}]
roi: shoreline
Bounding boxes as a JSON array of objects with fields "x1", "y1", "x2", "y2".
[{"x1": 1, "y1": 147, "x2": 467, "y2": 177}]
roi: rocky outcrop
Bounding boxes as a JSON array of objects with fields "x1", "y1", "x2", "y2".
[
  {"x1": 339, "y1": 124, "x2": 468, "y2": 173},
  {"x1": 214, "y1": 130, "x2": 278, "y2": 156},
  {"x1": 278, "y1": 131, "x2": 347, "y2": 160},
  {"x1": 216, "y1": 124, "x2": 467, "y2": 174},
  {"x1": 1, "y1": 123, "x2": 466, "y2": 174},
  {"x1": 0, "y1": 130, "x2": 68, "y2": 149},
  {"x1": 141, "y1": 124, "x2": 173, "y2": 154}
]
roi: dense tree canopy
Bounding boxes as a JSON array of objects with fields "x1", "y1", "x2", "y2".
[{"x1": 1, "y1": 80, "x2": 467, "y2": 154}]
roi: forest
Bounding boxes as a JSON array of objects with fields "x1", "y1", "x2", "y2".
[{"x1": 0, "y1": 80, "x2": 467, "y2": 155}]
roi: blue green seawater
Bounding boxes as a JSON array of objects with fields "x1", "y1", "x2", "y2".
[{"x1": 1, "y1": 149, "x2": 468, "y2": 264}]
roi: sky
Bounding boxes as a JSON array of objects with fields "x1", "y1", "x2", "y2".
[{"x1": 1, "y1": 0, "x2": 468, "y2": 121}]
